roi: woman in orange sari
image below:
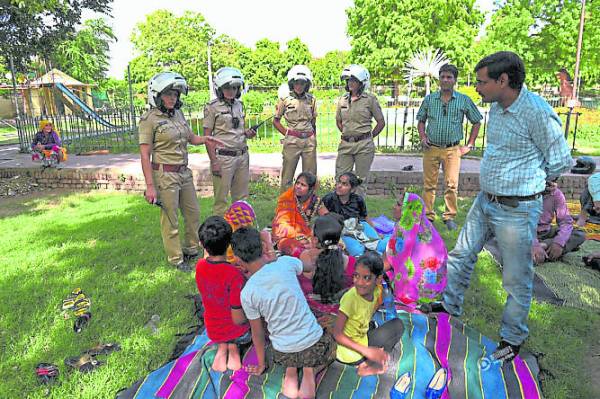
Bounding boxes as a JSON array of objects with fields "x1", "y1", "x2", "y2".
[{"x1": 272, "y1": 172, "x2": 327, "y2": 257}]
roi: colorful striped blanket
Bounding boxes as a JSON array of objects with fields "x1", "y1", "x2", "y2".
[{"x1": 117, "y1": 311, "x2": 541, "y2": 399}]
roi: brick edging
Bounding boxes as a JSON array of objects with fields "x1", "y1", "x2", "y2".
[{"x1": 0, "y1": 167, "x2": 589, "y2": 199}]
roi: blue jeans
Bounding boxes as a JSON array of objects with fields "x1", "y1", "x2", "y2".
[
  {"x1": 343, "y1": 221, "x2": 390, "y2": 257},
  {"x1": 443, "y1": 192, "x2": 542, "y2": 346}
]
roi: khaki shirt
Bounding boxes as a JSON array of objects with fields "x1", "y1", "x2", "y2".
[
  {"x1": 275, "y1": 92, "x2": 317, "y2": 132},
  {"x1": 203, "y1": 98, "x2": 247, "y2": 150},
  {"x1": 138, "y1": 108, "x2": 191, "y2": 165},
  {"x1": 336, "y1": 93, "x2": 384, "y2": 136}
]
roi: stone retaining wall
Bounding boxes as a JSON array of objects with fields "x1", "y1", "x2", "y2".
[{"x1": 0, "y1": 167, "x2": 590, "y2": 199}]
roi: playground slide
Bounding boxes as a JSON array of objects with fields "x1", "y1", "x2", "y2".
[{"x1": 55, "y1": 83, "x2": 117, "y2": 128}]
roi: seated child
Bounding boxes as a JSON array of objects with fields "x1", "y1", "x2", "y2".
[
  {"x1": 333, "y1": 251, "x2": 404, "y2": 376},
  {"x1": 577, "y1": 173, "x2": 600, "y2": 226},
  {"x1": 195, "y1": 216, "x2": 250, "y2": 372},
  {"x1": 232, "y1": 227, "x2": 335, "y2": 399},
  {"x1": 31, "y1": 120, "x2": 66, "y2": 162},
  {"x1": 321, "y1": 172, "x2": 389, "y2": 256},
  {"x1": 532, "y1": 181, "x2": 585, "y2": 264},
  {"x1": 300, "y1": 213, "x2": 356, "y2": 307}
]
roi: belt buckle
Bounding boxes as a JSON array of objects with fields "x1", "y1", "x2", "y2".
[{"x1": 300, "y1": 132, "x2": 308, "y2": 139}]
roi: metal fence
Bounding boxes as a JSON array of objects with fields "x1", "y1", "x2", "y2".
[{"x1": 16, "y1": 100, "x2": 589, "y2": 154}]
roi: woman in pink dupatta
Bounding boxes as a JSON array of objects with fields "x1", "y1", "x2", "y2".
[{"x1": 386, "y1": 192, "x2": 448, "y2": 307}]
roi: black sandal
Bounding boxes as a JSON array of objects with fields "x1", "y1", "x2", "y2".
[
  {"x1": 84, "y1": 343, "x2": 121, "y2": 356},
  {"x1": 64, "y1": 353, "x2": 103, "y2": 373}
]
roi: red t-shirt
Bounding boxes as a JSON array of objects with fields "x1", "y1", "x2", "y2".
[{"x1": 195, "y1": 258, "x2": 249, "y2": 342}]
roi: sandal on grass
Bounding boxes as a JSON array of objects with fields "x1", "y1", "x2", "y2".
[
  {"x1": 84, "y1": 343, "x2": 121, "y2": 356},
  {"x1": 74, "y1": 312, "x2": 92, "y2": 333},
  {"x1": 73, "y1": 298, "x2": 91, "y2": 316},
  {"x1": 35, "y1": 363, "x2": 59, "y2": 385},
  {"x1": 64, "y1": 353, "x2": 103, "y2": 373},
  {"x1": 61, "y1": 289, "x2": 85, "y2": 310}
]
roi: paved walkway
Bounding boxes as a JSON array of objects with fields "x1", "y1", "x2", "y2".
[
  {"x1": 0, "y1": 144, "x2": 485, "y2": 176},
  {"x1": 2, "y1": 144, "x2": 597, "y2": 178}
]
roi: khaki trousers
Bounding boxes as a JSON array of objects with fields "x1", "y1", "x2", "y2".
[
  {"x1": 153, "y1": 167, "x2": 200, "y2": 265},
  {"x1": 335, "y1": 139, "x2": 375, "y2": 197},
  {"x1": 212, "y1": 151, "x2": 250, "y2": 215},
  {"x1": 280, "y1": 135, "x2": 317, "y2": 192},
  {"x1": 422, "y1": 145, "x2": 461, "y2": 221}
]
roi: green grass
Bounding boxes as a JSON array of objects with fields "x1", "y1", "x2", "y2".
[
  {"x1": 0, "y1": 187, "x2": 598, "y2": 398},
  {"x1": 0, "y1": 126, "x2": 18, "y2": 145}
]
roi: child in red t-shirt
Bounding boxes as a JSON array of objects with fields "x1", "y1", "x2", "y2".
[{"x1": 196, "y1": 216, "x2": 250, "y2": 372}]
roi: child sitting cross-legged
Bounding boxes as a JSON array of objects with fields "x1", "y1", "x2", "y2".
[
  {"x1": 232, "y1": 227, "x2": 335, "y2": 399},
  {"x1": 195, "y1": 216, "x2": 251, "y2": 372},
  {"x1": 333, "y1": 251, "x2": 404, "y2": 376}
]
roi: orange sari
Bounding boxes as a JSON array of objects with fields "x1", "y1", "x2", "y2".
[{"x1": 272, "y1": 187, "x2": 321, "y2": 257}]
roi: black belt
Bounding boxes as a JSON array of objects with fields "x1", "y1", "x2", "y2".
[
  {"x1": 341, "y1": 133, "x2": 372, "y2": 143},
  {"x1": 429, "y1": 140, "x2": 460, "y2": 148},
  {"x1": 485, "y1": 192, "x2": 541, "y2": 208},
  {"x1": 216, "y1": 147, "x2": 247, "y2": 157},
  {"x1": 151, "y1": 163, "x2": 186, "y2": 172}
]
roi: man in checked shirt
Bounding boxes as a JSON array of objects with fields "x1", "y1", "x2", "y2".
[
  {"x1": 423, "y1": 52, "x2": 572, "y2": 363},
  {"x1": 417, "y1": 64, "x2": 482, "y2": 231}
]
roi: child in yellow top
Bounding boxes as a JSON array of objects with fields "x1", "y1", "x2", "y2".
[{"x1": 333, "y1": 251, "x2": 404, "y2": 376}]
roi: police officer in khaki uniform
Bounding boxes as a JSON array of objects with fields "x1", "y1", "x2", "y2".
[
  {"x1": 204, "y1": 67, "x2": 256, "y2": 215},
  {"x1": 140, "y1": 72, "x2": 222, "y2": 271},
  {"x1": 273, "y1": 65, "x2": 317, "y2": 192},
  {"x1": 335, "y1": 65, "x2": 385, "y2": 197}
]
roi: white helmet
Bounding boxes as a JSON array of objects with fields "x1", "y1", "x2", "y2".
[
  {"x1": 214, "y1": 67, "x2": 244, "y2": 99},
  {"x1": 287, "y1": 65, "x2": 313, "y2": 92},
  {"x1": 148, "y1": 71, "x2": 188, "y2": 109},
  {"x1": 341, "y1": 64, "x2": 370, "y2": 91}
]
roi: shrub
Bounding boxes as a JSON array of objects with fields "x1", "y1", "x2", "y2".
[
  {"x1": 457, "y1": 85, "x2": 481, "y2": 104},
  {"x1": 243, "y1": 90, "x2": 277, "y2": 113}
]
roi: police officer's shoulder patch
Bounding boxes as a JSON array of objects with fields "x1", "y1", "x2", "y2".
[
  {"x1": 206, "y1": 98, "x2": 219, "y2": 107},
  {"x1": 139, "y1": 109, "x2": 152, "y2": 121}
]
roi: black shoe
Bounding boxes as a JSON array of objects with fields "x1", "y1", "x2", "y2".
[
  {"x1": 175, "y1": 260, "x2": 194, "y2": 272},
  {"x1": 492, "y1": 340, "x2": 520, "y2": 362},
  {"x1": 444, "y1": 219, "x2": 458, "y2": 231},
  {"x1": 419, "y1": 302, "x2": 449, "y2": 315},
  {"x1": 183, "y1": 252, "x2": 200, "y2": 264}
]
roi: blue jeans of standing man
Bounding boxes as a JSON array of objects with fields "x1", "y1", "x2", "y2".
[{"x1": 442, "y1": 192, "x2": 542, "y2": 346}]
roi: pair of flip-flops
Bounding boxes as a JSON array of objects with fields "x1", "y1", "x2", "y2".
[
  {"x1": 62, "y1": 288, "x2": 91, "y2": 316},
  {"x1": 35, "y1": 363, "x2": 59, "y2": 385},
  {"x1": 62, "y1": 288, "x2": 92, "y2": 333},
  {"x1": 64, "y1": 343, "x2": 121, "y2": 373}
]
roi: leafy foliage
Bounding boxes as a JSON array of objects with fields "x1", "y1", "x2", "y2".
[
  {"x1": 310, "y1": 50, "x2": 349, "y2": 87},
  {"x1": 478, "y1": 0, "x2": 600, "y2": 85},
  {"x1": 346, "y1": 0, "x2": 484, "y2": 86},
  {"x1": 52, "y1": 18, "x2": 116, "y2": 83},
  {"x1": 129, "y1": 10, "x2": 214, "y2": 89},
  {"x1": 0, "y1": 0, "x2": 113, "y2": 70}
]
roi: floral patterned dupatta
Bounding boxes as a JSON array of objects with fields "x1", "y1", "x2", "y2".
[{"x1": 386, "y1": 193, "x2": 448, "y2": 306}]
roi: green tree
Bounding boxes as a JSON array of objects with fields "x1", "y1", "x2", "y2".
[
  {"x1": 129, "y1": 10, "x2": 215, "y2": 89},
  {"x1": 310, "y1": 50, "x2": 349, "y2": 87},
  {"x1": 347, "y1": 0, "x2": 484, "y2": 89},
  {"x1": 52, "y1": 18, "x2": 116, "y2": 83},
  {"x1": 242, "y1": 39, "x2": 288, "y2": 88},
  {"x1": 284, "y1": 38, "x2": 312, "y2": 70},
  {"x1": 0, "y1": 0, "x2": 112, "y2": 70},
  {"x1": 478, "y1": 0, "x2": 600, "y2": 86}
]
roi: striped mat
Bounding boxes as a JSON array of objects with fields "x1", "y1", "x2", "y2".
[{"x1": 117, "y1": 311, "x2": 541, "y2": 399}]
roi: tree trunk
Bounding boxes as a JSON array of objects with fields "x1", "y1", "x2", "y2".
[{"x1": 425, "y1": 76, "x2": 431, "y2": 96}]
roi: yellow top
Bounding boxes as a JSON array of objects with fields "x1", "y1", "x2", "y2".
[{"x1": 336, "y1": 285, "x2": 382, "y2": 363}]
